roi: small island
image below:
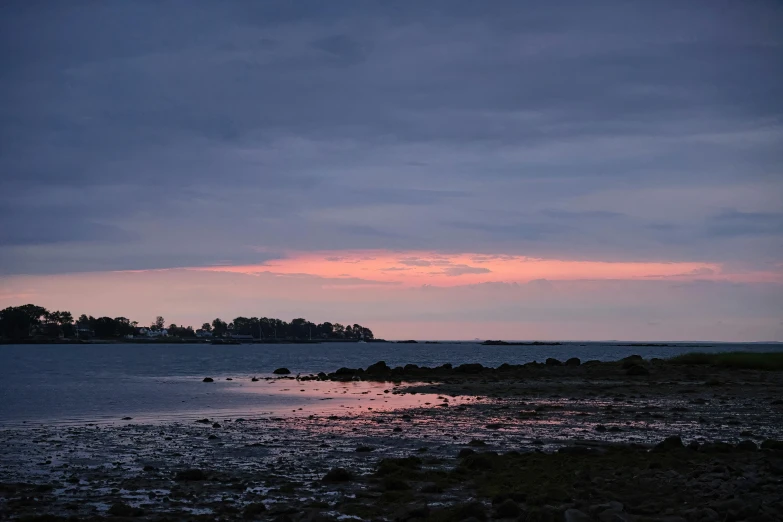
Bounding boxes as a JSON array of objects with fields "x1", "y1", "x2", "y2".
[{"x1": 482, "y1": 340, "x2": 563, "y2": 346}]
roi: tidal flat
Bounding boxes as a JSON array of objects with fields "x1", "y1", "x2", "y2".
[{"x1": 2, "y1": 355, "x2": 782, "y2": 521}]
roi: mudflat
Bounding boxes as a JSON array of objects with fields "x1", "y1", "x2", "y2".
[{"x1": 2, "y1": 354, "x2": 782, "y2": 521}]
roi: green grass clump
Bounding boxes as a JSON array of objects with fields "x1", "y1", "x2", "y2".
[{"x1": 668, "y1": 352, "x2": 783, "y2": 371}]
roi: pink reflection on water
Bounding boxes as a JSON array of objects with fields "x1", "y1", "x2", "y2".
[{"x1": 225, "y1": 377, "x2": 474, "y2": 416}]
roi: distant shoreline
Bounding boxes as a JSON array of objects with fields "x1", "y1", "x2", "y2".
[{"x1": 0, "y1": 338, "x2": 394, "y2": 345}]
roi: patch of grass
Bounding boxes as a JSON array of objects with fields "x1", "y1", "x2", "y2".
[{"x1": 668, "y1": 352, "x2": 783, "y2": 371}]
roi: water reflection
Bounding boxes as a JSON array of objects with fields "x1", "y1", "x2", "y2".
[{"x1": 225, "y1": 377, "x2": 472, "y2": 416}]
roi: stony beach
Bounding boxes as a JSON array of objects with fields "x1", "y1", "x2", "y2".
[{"x1": 2, "y1": 355, "x2": 782, "y2": 521}]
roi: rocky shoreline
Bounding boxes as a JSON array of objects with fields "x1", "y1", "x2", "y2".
[{"x1": 1, "y1": 355, "x2": 782, "y2": 521}]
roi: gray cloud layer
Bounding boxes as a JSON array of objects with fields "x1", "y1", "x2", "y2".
[{"x1": 1, "y1": 1, "x2": 781, "y2": 274}]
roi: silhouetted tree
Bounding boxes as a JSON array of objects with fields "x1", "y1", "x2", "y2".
[{"x1": 212, "y1": 318, "x2": 228, "y2": 337}]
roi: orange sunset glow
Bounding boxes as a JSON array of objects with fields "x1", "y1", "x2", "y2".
[{"x1": 195, "y1": 250, "x2": 764, "y2": 286}]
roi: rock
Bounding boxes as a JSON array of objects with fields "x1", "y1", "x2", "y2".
[
  {"x1": 455, "y1": 363, "x2": 484, "y2": 374},
  {"x1": 620, "y1": 355, "x2": 644, "y2": 368},
  {"x1": 761, "y1": 438, "x2": 783, "y2": 450},
  {"x1": 366, "y1": 361, "x2": 391, "y2": 374},
  {"x1": 195, "y1": 418, "x2": 211, "y2": 424},
  {"x1": 565, "y1": 357, "x2": 581, "y2": 366},
  {"x1": 655, "y1": 436, "x2": 684, "y2": 451},
  {"x1": 394, "y1": 504, "x2": 430, "y2": 521},
  {"x1": 458, "y1": 448, "x2": 476, "y2": 458},
  {"x1": 226, "y1": 377, "x2": 232, "y2": 380},
  {"x1": 175, "y1": 469, "x2": 207, "y2": 481},
  {"x1": 626, "y1": 365, "x2": 650, "y2": 376},
  {"x1": 207, "y1": 434, "x2": 218, "y2": 440},
  {"x1": 591, "y1": 501, "x2": 624, "y2": 515},
  {"x1": 771, "y1": 399, "x2": 783, "y2": 405},
  {"x1": 322, "y1": 467, "x2": 353, "y2": 482},
  {"x1": 383, "y1": 476, "x2": 410, "y2": 491},
  {"x1": 393, "y1": 427, "x2": 403, "y2": 432},
  {"x1": 735, "y1": 440, "x2": 758, "y2": 451},
  {"x1": 468, "y1": 439, "x2": 487, "y2": 446},
  {"x1": 317, "y1": 372, "x2": 327, "y2": 380},
  {"x1": 212, "y1": 422, "x2": 221, "y2": 428},
  {"x1": 121, "y1": 416, "x2": 133, "y2": 420},
  {"x1": 545, "y1": 358, "x2": 563, "y2": 366},
  {"x1": 701, "y1": 442, "x2": 733, "y2": 453},
  {"x1": 687, "y1": 508, "x2": 720, "y2": 522},
  {"x1": 243, "y1": 502, "x2": 267, "y2": 519},
  {"x1": 493, "y1": 499, "x2": 521, "y2": 518},
  {"x1": 420, "y1": 483, "x2": 443, "y2": 493},
  {"x1": 564, "y1": 509, "x2": 591, "y2": 522},
  {"x1": 485, "y1": 423, "x2": 503, "y2": 429},
  {"x1": 452, "y1": 501, "x2": 486, "y2": 520},
  {"x1": 335, "y1": 367, "x2": 361, "y2": 376},
  {"x1": 202, "y1": 377, "x2": 214, "y2": 382},
  {"x1": 273, "y1": 368, "x2": 291, "y2": 375},
  {"x1": 108, "y1": 502, "x2": 144, "y2": 517},
  {"x1": 355, "y1": 446, "x2": 374, "y2": 452},
  {"x1": 558, "y1": 446, "x2": 593, "y2": 455},
  {"x1": 595, "y1": 425, "x2": 607, "y2": 432}
]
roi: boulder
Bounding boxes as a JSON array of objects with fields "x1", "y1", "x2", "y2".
[
  {"x1": 493, "y1": 499, "x2": 522, "y2": 518},
  {"x1": 455, "y1": 363, "x2": 484, "y2": 374},
  {"x1": 565, "y1": 357, "x2": 581, "y2": 366},
  {"x1": 452, "y1": 501, "x2": 486, "y2": 520},
  {"x1": 626, "y1": 365, "x2": 650, "y2": 376},
  {"x1": 202, "y1": 377, "x2": 214, "y2": 382},
  {"x1": 175, "y1": 468, "x2": 207, "y2": 481},
  {"x1": 322, "y1": 467, "x2": 353, "y2": 482},
  {"x1": 564, "y1": 509, "x2": 591, "y2": 522},
  {"x1": 393, "y1": 504, "x2": 430, "y2": 521},
  {"x1": 108, "y1": 503, "x2": 144, "y2": 517},
  {"x1": 620, "y1": 355, "x2": 644, "y2": 368},
  {"x1": 761, "y1": 438, "x2": 783, "y2": 450},
  {"x1": 366, "y1": 361, "x2": 391, "y2": 375},
  {"x1": 545, "y1": 358, "x2": 562, "y2": 366},
  {"x1": 273, "y1": 368, "x2": 291, "y2": 375},
  {"x1": 243, "y1": 502, "x2": 267, "y2": 520},
  {"x1": 655, "y1": 435, "x2": 684, "y2": 451},
  {"x1": 735, "y1": 440, "x2": 758, "y2": 451},
  {"x1": 685, "y1": 508, "x2": 720, "y2": 522}
]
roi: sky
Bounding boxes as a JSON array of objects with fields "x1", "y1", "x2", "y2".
[{"x1": 1, "y1": 1, "x2": 782, "y2": 341}]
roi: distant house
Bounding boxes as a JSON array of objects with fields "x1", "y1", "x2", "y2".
[
  {"x1": 195, "y1": 329, "x2": 212, "y2": 338},
  {"x1": 75, "y1": 326, "x2": 93, "y2": 340},
  {"x1": 138, "y1": 327, "x2": 168, "y2": 337}
]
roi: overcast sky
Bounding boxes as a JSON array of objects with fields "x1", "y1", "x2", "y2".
[{"x1": 1, "y1": 1, "x2": 781, "y2": 340}]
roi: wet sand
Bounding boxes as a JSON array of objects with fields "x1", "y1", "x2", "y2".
[{"x1": 2, "y1": 357, "x2": 782, "y2": 521}]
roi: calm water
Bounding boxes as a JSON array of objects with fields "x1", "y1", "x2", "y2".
[{"x1": 1, "y1": 341, "x2": 780, "y2": 425}]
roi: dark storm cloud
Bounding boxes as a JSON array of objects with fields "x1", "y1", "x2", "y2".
[{"x1": 0, "y1": 0, "x2": 781, "y2": 274}]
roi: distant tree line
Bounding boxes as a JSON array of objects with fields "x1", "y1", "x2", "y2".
[{"x1": 0, "y1": 304, "x2": 374, "y2": 341}]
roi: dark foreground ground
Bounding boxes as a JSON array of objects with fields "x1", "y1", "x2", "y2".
[{"x1": 2, "y1": 355, "x2": 782, "y2": 522}]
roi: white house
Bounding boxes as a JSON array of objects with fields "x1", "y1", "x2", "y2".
[{"x1": 138, "y1": 327, "x2": 168, "y2": 337}]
